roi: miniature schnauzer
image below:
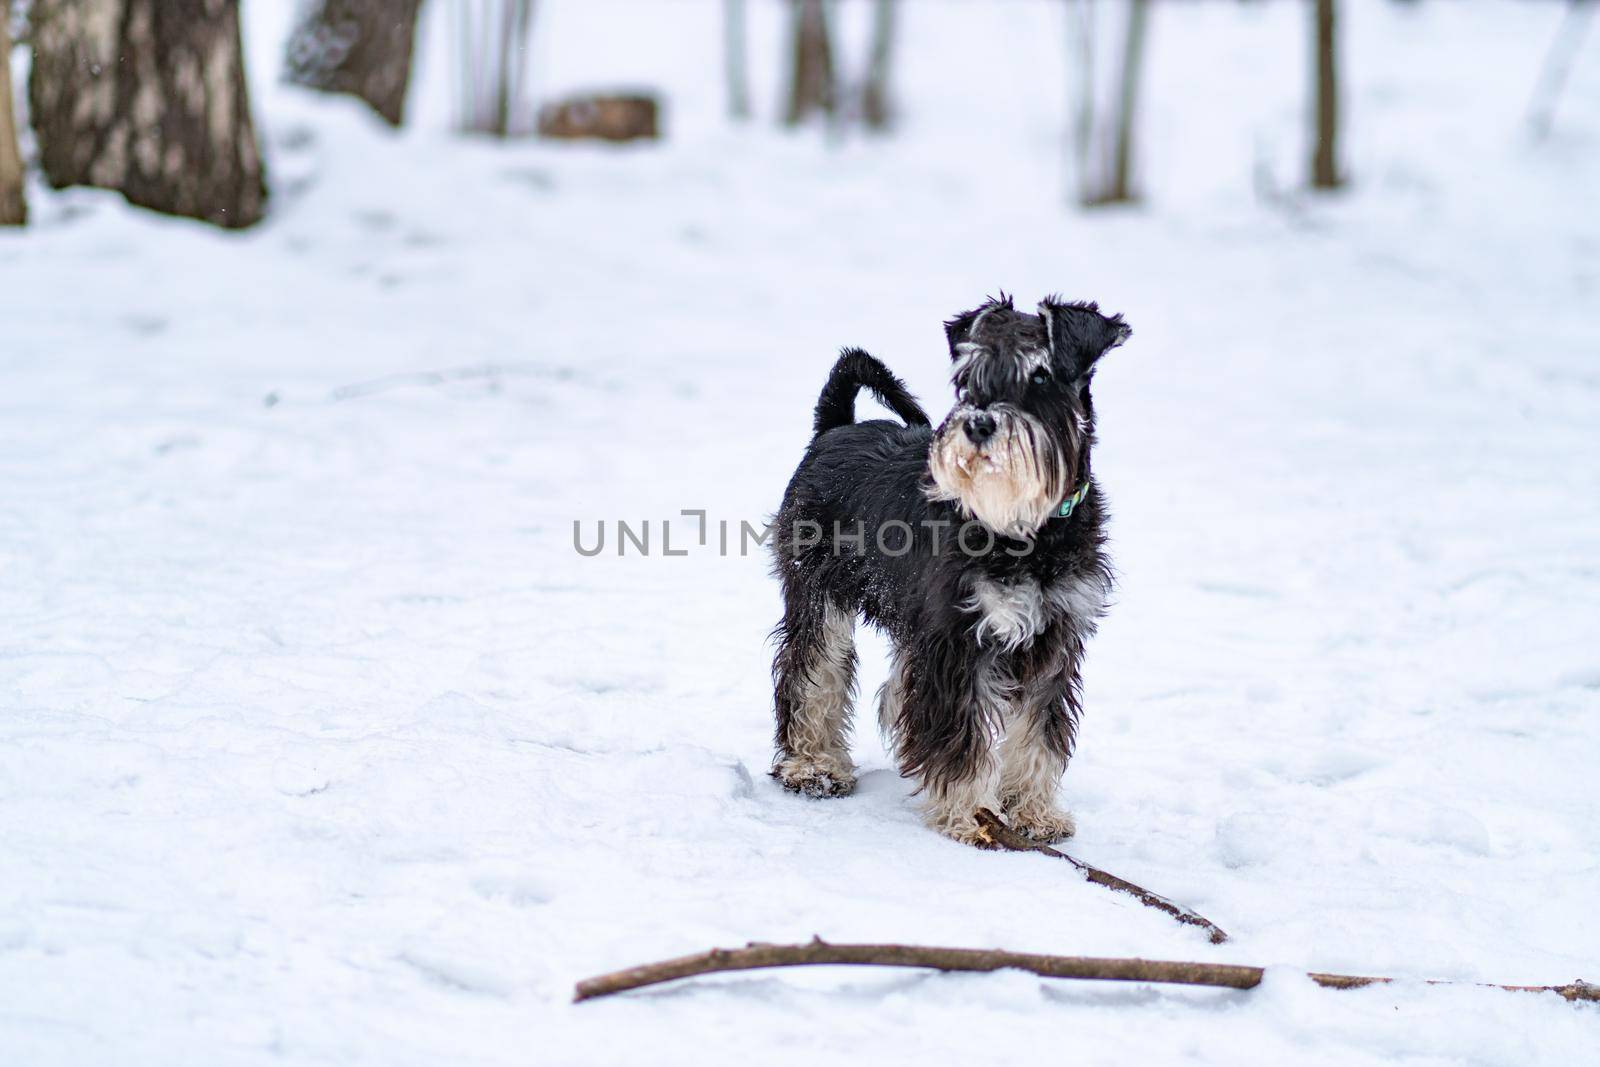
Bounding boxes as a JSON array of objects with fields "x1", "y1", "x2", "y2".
[{"x1": 768, "y1": 294, "x2": 1130, "y2": 846}]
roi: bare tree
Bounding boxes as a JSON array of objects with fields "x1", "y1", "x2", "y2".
[
  {"x1": 724, "y1": 0, "x2": 750, "y2": 120},
  {"x1": 285, "y1": 0, "x2": 424, "y2": 127},
  {"x1": 1068, "y1": 0, "x2": 1150, "y2": 206},
  {"x1": 0, "y1": 0, "x2": 25, "y2": 226},
  {"x1": 860, "y1": 0, "x2": 897, "y2": 131},
  {"x1": 454, "y1": 0, "x2": 536, "y2": 136},
  {"x1": 783, "y1": 0, "x2": 836, "y2": 127},
  {"x1": 1311, "y1": 0, "x2": 1342, "y2": 189},
  {"x1": 28, "y1": 0, "x2": 267, "y2": 228}
]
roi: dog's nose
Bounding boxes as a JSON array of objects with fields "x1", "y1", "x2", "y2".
[{"x1": 964, "y1": 412, "x2": 997, "y2": 445}]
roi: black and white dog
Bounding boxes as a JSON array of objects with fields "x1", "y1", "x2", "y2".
[{"x1": 769, "y1": 295, "x2": 1130, "y2": 846}]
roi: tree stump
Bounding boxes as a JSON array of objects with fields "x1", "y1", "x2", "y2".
[{"x1": 538, "y1": 93, "x2": 660, "y2": 143}]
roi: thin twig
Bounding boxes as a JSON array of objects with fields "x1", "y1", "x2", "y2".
[
  {"x1": 973, "y1": 808, "x2": 1230, "y2": 945},
  {"x1": 573, "y1": 936, "x2": 1600, "y2": 1004},
  {"x1": 1527, "y1": 0, "x2": 1597, "y2": 139}
]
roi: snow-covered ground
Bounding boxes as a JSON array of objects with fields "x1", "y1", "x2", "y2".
[{"x1": 3, "y1": 1, "x2": 1598, "y2": 1063}]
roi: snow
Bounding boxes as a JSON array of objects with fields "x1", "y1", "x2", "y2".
[{"x1": 3, "y1": 1, "x2": 1598, "y2": 1063}]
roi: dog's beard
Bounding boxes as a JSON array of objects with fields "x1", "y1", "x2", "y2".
[{"x1": 928, "y1": 406, "x2": 1072, "y2": 539}]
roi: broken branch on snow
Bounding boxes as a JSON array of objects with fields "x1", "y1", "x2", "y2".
[
  {"x1": 573, "y1": 937, "x2": 1599, "y2": 1005},
  {"x1": 973, "y1": 807, "x2": 1230, "y2": 945}
]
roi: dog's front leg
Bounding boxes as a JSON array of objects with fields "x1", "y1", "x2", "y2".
[
  {"x1": 997, "y1": 636, "x2": 1083, "y2": 841},
  {"x1": 893, "y1": 644, "x2": 1011, "y2": 846}
]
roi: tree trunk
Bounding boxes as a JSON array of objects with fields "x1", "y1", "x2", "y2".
[
  {"x1": 0, "y1": 0, "x2": 26, "y2": 226},
  {"x1": 860, "y1": 0, "x2": 896, "y2": 131},
  {"x1": 29, "y1": 0, "x2": 267, "y2": 228},
  {"x1": 1311, "y1": 0, "x2": 1341, "y2": 189},
  {"x1": 284, "y1": 0, "x2": 423, "y2": 127},
  {"x1": 1073, "y1": 0, "x2": 1149, "y2": 206},
  {"x1": 724, "y1": 0, "x2": 749, "y2": 120},
  {"x1": 783, "y1": 0, "x2": 835, "y2": 127},
  {"x1": 1105, "y1": 0, "x2": 1148, "y2": 203}
]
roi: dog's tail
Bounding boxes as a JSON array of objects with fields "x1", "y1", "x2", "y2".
[{"x1": 813, "y1": 348, "x2": 930, "y2": 436}]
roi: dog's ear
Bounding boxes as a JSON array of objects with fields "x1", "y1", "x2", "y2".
[
  {"x1": 944, "y1": 293, "x2": 1015, "y2": 359},
  {"x1": 943, "y1": 308, "x2": 981, "y2": 357},
  {"x1": 1038, "y1": 297, "x2": 1130, "y2": 377}
]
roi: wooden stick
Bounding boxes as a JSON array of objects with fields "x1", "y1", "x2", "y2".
[
  {"x1": 973, "y1": 808, "x2": 1231, "y2": 945},
  {"x1": 573, "y1": 937, "x2": 1599, "y2": 1005}
]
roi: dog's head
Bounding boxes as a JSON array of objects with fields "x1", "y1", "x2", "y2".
[{"x1": 928, "y1": 294, "x2": 1130, "y2": 538}]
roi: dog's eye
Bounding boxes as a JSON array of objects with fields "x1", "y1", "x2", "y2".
[{"x1": 1030, "y1": 369, "x2": 1050, "y2": 386}]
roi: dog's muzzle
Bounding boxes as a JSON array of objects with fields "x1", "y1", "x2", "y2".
[{"x1": 929, "y1": 405, "x2": 1071, "y2": 539}]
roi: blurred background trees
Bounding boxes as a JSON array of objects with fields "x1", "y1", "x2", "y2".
[
  {"x1": 5, "y1": 0, "x2": 1594, "y2": 232},
  {"x1": 454, "y1": 0, "x2": 536, "y2": 136},
  {"x1": 781, "y1": 0, "x2": 900, "y2": 132}
]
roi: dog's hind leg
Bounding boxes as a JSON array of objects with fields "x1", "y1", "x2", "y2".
[
  {"x1": 875, "y1": 645, "x2": 911, "y2": 739},
  {"x1": 771, "y1": 599, "x2": 858, "y2": 797}
]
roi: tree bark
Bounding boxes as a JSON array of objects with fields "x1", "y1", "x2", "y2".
[
  {"x1": 575, "y1": 938, "x2": 1600, "y2": 1004},
  {"x1": 860, "y1": 0, "x2": 896, "y2": 131},
  {"x1": 724, "y1": 0, "x2": 749, "y2": 121},
  {"x1": 783, "y1": 0, "x2": 835, "y2": 127},
  {"x1": 284, "y1": 0, "x2": 423, "y2": 127},
  {"x1": 0, "y1": 0, "x2": 27, "y2": 226},
  {"x1": 1311, "y1": 0, "x2": 1342, "y2": 189},
  {"x1": 29, "y1": 0, "x2": 267, "y2": 228}
]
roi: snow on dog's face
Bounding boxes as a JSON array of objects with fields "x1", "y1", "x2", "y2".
[{"x1": 928, "y1": 294, "x2": 1130, "y2": 538}]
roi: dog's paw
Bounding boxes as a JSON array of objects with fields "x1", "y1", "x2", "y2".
[
  {"x1": 1005, "y1": 803, "x2": 1076, "y2": 843},
  {"x1": 943, "y1": 820, "x2": 1004, "y2": 849},
  {"x1": 921, "y1": 801, "x2": 1004, "y2": 848},
  {"x1": 772, "y1": 755, "x2": 856, "y2": 798}
]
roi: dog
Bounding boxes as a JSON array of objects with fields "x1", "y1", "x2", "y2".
[{"x1": 768, "y1": 294, "x2": 1130, "y2": 846}]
